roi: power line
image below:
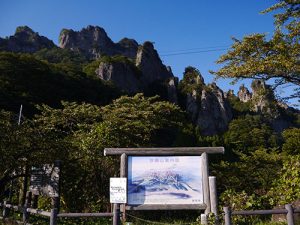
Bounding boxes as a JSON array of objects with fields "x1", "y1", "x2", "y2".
[
  {"x1": 160, "y1": 45, "x2": 231, "y2": 54},
  {"x1": 160, "y1": 48, "x2": 229, "y2": 57}
]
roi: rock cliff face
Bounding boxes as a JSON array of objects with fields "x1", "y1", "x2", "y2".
[
  {"x1": 236, "y1": 80, "x2": 296, "y2": 132},
  {"x1": 59, "y1": 25, "x2": 138, "y2": 59},
  {"x1": 181, "y1": 68, "x2": 233, "y2": 135},
  {"x1": 237, "y1": 84, "x2": 252, "y2": 102},
  {"x1": 95, "y1": 41, "x2": 176, "y2": 102},
  {"x1": 250, "y1": 80, "x2": 280, "y2": 117},
  {"x1": 135, "y1": 42, "x2": 173, "y2": 85},
  {"x1": 167, "y1": 77, "x2": 178, "y2": 104},
  {"x1": 197, "y1": 84, "x2": 233, "y2": 135},
  {"x1": 0, "y1": 26, "x2": 55, "y2": 53},
  {"x1": 95, "y1": 60, "x2": 141, "y2": 93}
]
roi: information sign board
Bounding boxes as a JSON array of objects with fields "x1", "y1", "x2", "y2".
[
  {"x1": 110, "y1": 178, "x2": 127, "y2": 203},
  {"x1": 127, "y1": 156, "x2": 203, "y2": 205},
  {"x1": 29, "y1": 163, "x2": 60, "y2": 197}
]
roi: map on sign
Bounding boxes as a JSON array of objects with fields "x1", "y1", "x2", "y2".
[
  {"x1": 127, "y1": 156, "x2": 203, "y2": 205},
  {"x1": 110, "y1": 178, "x2": 127, "y2": 203}
]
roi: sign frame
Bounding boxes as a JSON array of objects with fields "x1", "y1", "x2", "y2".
[{"x1": 104, "y1": 147, "x2": 224, "y2": 211}]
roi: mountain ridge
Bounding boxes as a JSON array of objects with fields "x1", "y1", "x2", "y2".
[{"x1": 0, "y1": 25, "x2": 298, "y2": 135}]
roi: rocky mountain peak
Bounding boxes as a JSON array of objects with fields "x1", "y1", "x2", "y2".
[
  {"x1": 136, "y1": 41, "x2": 173, "y2": 85},
  {"x1": 59, "y1": 26, "x2": 115, "y2": 59},
  {"x1": 183, "y1": 66, "x2": 205, "y2": 86},
  {"x1": 250, "y1": 80, "x2": 279, "y2": 115},
  {"x1": 59, "y1": 25, "x2": 138, "y2": 59},
  {"x1": 238, "y1": 84, "x2": 252, "y2": 102},
  {"x1": 182, "y1": 76, "x2": 233, "y2": 135},
  {"x1": 0, "y1": 26, "x2": 55, "y2": 53},
  {"x1": 15, "y1": 26, "x2": 35, "y2": 35}
]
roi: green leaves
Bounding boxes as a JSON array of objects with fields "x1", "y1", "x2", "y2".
[
  {"x1": 211, "y1": 1, "x2": 300, "y2": 100},
  {"x1": 269, "y1": 155, "x2": 300, "y2": 205},
  {"x1": 282, "y1": 128, "x2": 300, "y2": 154}
]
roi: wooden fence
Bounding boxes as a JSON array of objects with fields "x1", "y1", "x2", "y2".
[
  {"x1": 224, "y1": 204, "x2": 300, "y2": 225},
  {"x1": 1, "y1": 202, "x2": 120, "y2": 225}
]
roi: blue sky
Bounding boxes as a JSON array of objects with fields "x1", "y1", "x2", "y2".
[{"x1": 2, "y1": 0, "x2": 292, "y2": 103}]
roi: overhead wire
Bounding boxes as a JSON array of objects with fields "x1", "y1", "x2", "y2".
[
  {"x1": 160, "y1": 45, "x2": 231, "y2": 54},
  {"x1": 159, "y1": 44, "x2": 231, "y2": 56},
  {"x1": 160, "y1": 48, "x2": 229, "y2": 56}
]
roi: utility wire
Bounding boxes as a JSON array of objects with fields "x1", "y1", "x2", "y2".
[
  {"x1": 160, "y1": 45, "x2": 231, "y2": 54},
  {"x1": 161, "y1": 48, "x2": 229, "y2": 56}
]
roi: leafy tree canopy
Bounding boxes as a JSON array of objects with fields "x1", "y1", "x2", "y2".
[
  {"x1": 0, "y1": 52, "x2": 120, "y2": 116},
  {"x1": 211, "y1": 0, "x2": 300, "y2": 101}
]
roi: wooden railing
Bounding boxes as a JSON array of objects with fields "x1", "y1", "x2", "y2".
[
  {"x1": 1, "y1": 201, "x2": 119, "y2": 225},
  {"x1": 224, "y1": 204, "x2": 300, "y2": 225}
]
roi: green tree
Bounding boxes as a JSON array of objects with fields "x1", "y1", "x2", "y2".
[
  {"x1": 224, "y1": 115, "x2": 279, "y2": 155},
  {"x1": 268, "y1": 155, "x2": 300, "y2": 206},
  {"x1": 0, "y1": 52, "x2": 120, "y2": 116},
  {"x1": 211, "y1": 1, "x2": 300, "y2": 101},
  {"x1": 282, "y1": 127, "x2": 300, "y2": 154},
  {"x1": 9, "y1": 94, "x2": 194, "y2": 212}
]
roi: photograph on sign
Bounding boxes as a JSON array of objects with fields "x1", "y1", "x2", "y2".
[
  {"x1": 110, "y1": 178, "x2": 127, "y2": 203},
  {"x1": 127, "y1": 156, "x2": 203, "y2": 205}
]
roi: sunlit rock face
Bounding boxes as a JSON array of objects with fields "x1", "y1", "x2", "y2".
[{"x1": 59, "y1": 25, "x2": 138, "y2": 59}]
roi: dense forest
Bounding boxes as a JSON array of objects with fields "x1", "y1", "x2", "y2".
[{"x1": 0, "y1": 1, "x2": 299, "y2": 224}]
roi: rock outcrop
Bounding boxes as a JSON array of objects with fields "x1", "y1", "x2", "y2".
[
  {"x1": 181, "y1": 68, "x2": 233, "y2": 135},
  {"x1": 167, "y1": 77, "x2": 178, "y2": 104},
  {"x1": 95, "y1": 41, "x2": 176, "y2": 102},
  {"x1": 59, "y1": 25, "x2": 138, "y2": 59},
  {"x1": 0, "y1": 26, "x2": 55, "y2": 53},
  {"x1": 237, "y1": 84, "x2": 252, "y2": 102},
  {"x1": 135, "y1": 41, "x2": 173, "y2": 86},
  {"x1": 197, "y1": 83, "x2": 233, "y2": 135},
  {"x1": 95, "y1": 59, "x2": 141, "y2": 93},
  {"x1": 251, "y1": 80, "x2": 280, "y2": 116},
  {"x1": 235, "y1": 80, "x2": 296, "y2": 132}
]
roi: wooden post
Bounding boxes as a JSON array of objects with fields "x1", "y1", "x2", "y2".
[
  {"x1": 202, "y1": 153, "x2": 211, "y2": 214},
  {"x1": 113, "y1": 203, "x2": 120, "y2": 225},
  {"x1": 2, "y1": 201, "x2": 10, "y2": 218},
  {"x1": 32, "y1": 194, "x2": 39, "y2": 208},
  {"x1": 209, "y1": 176, "x2": 218, "y2": 221},
  {"x1": 285, "y1": 204, "x2": 294, "y2": 225},
  {"x1": 21, "y1": 164, "x2": 29, "y2": 206},
  {"x1": 224, "y1": 207, "x2": 232, "y2": 225},
  {"x1": 8, "y1": 180, "x2": 13, "y2": 203},
  {"x1": 50, "y1": 208, "x2": 58, "y2": 225},
  {"x1": 200, "y1": 213, "x2": 207, "y2": 225},
  {"x1": 52, "y1": 160, "x2": 61, "y2": 213},
  {"x1": 52, "y1": 197, "x2": 60, "y2": 212},
  {"x1": 120, "y1": 153, "x2": 127, "y2": 222},
  {"x1": 23, "y1": 191, "x2": 32, "y2": 223}
]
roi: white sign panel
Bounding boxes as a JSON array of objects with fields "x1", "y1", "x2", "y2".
[
  {"x1": 127, "y1": 156, "x2": 203, "y2": 205},
  {"x1": 110, "y1": 178, "x2": 127, "y2": 203}
]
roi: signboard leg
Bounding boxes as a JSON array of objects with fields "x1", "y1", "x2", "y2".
[
  {"x1": 120, "y1": 153, "x2": 127, "y2": 223},
  {"x1": 50, "y1": 208, "x2": 58, "y2": 225},
  {"x1": 2, "y1": 201, "x2": 10, "y2": 218},
  {"x1": 113, "y1": 203, "x2": 120, "y2": 225},
  {"x1": 200, "y1": 213, "x2": 207, "y2": 225},
  {"x1": 32, "y1": 194, "x2": 39, "y2": 208},
  {"x1": 23, "y1": 191, "x2": 32, "y2": 223},
  {"x1": 202, "y1": 153, "x2": 211, "y2": 215},
  {"x1": 52, "y1": 197, "x2": 60, "y2": 213},
  {"x1": 209, "y1": 176, "x2": 218, "y2": 222}
]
